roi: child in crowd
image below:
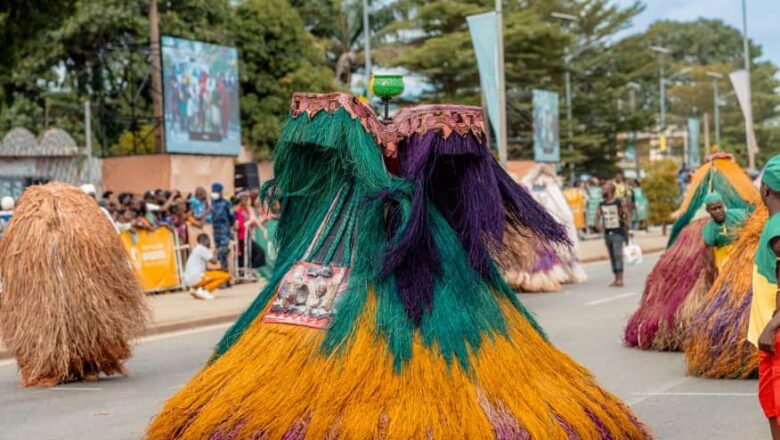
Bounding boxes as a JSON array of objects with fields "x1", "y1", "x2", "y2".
[{"x1": 183, "y1": 233, "x2": 230, "y2": 300}]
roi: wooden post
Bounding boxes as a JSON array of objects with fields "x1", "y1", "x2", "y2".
[{"x1": 149, "y1": 0, "x2": 164, "y2": 153}]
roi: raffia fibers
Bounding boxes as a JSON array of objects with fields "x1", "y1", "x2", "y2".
[
  {"x1": 684, "y1": 207, "x2": 765, "y2": 378},
  {"x1": 624, "y1": 219, "x2": 716, "y2": 351},
  {"x1": 0, "y1": 183, "x2": 148, "y2": 386},
  {"x1": 147, "y1": 293, "x2": 649, "y2": 439},
  {"x1": 498, "y1": 234, "x2": 562, "y2": 293}
]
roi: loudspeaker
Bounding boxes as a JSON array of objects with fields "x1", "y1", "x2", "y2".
[{"x1": 235, "y1": 163, "x2": 260, "y2": 192}]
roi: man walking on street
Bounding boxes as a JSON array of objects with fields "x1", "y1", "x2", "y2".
[
  {"x1": 210, "y1": 182, "x2": 234, "y2": 272},
  {"x1": 750, "y1": 155, "x2": 780, "y2": 440},
  {"x1": 595, "y1": 181, "x2": 630, "y2": 287}
]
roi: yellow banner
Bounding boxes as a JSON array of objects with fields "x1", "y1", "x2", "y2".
[
  {"x1": 121, "y1": 228, "x2": 180, "y2": 292},
  {"x1": 563, "y1": 187, "x2": 586, "y2": 230}
]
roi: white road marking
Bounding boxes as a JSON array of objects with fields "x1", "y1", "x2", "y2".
[
  {"x1": 51, "y1": 387, "x2": 102, "y2": 391},
  {"x1": 0, "y1": 322, "x2": 232, "y2": 369},
  {"x1": 627, "y1": 376, "x2": 692, "y2": 406},
  {"x1": 631, "y1": 392, "x2": 756, "y2": 397},
  {"x1": 134, "y1": 322, "x2": 232, "y2": 344},
  {"x1": 585, "y1": 291, "x2": 638, "y2": 306}
]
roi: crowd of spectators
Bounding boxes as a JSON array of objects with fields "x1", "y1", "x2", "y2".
[
  {"x1": 92, "y1": 183, "x2": 278, "y2": 288},
  {"x1": 94, "y1": 183, "x2": 277, "y2": 243}
]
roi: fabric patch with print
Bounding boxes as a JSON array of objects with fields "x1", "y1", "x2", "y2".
[
  {"x1": 601, "y1": 204, "x2": 621, "y2": 230},
  {"x1": 263, "y1": 261, "x2": 350, "y2": 329}
]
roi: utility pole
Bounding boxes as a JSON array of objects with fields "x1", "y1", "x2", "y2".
[
  {"x1": 742, "y1": 0, "x2": 756, "y2": 169},
  {"x1": 703, "y1": 112, "x2": 711, "y2": 153},
  {"x1": 552, "y1": 12, "x2": 577, "y2": 184},
  {"x1": 363, "y1": 0, "x2": 372, "y2": 97},
  {"x1": 495, "y1": 0, "x2": 508, "y2": 166},
  {"x1": 628, "y1": 82, "x2": 640, "y2": 178},
  {"x1": 149, "y1": 0, "x2": 164, "y2": 154},
  {"x1": 707, "y1": 72, "x2": 723, "y2": 150},
  {"x1": 650, "y1": 46, "x2": 671, "y2": 159},
  {"x1": 84, "y1": 100, "x2": 93, "y2": 184}
]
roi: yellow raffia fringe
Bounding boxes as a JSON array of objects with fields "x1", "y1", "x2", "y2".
[
  {"x1": 147, "y1": 293, "x2": 647, "y2": 439},
  {"x1": 672, "y1": 158, "x2": 760, "y2": 219},
  {"x1": 684, "y1": 207, "x2": 766, "y2": 378}
]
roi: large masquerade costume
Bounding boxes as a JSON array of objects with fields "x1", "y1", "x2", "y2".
[
  {"x1": 498, "y1": 162, "x2": 587, "y2": 293},
  {"x1": 667, "y1": 153, "x2": 759, "y2": 247},
  {"x1": 0, "y1": 183, "x2": 148, "y2": 387},
  {"x1": 685, "y1": 207, "x2": 765, "y2": 378},
  {"x1": 624, "y1": 154, "x2": 758, "y2": 351},
  {"x1": 147, "y1": 93, "x2": 649, "y2": 439}
]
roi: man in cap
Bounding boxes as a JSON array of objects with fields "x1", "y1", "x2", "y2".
[
  {"x1": 750, "y1": 155, "x2": 780, "y2": 439},
  {"x1": 701, "y1": 191, "x2": 746, "y2": 271},
  {"x1": 210, "y1": 182, "x2": 234, "y2": 272}
]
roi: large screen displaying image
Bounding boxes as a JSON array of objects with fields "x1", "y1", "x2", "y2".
[{"x1": 161, "y1": 36, "x2": 241, "y2": 155}]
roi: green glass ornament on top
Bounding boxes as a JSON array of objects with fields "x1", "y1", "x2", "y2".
[{"x1": 370, "y1": 74, "x2": 404, "y2": 120}]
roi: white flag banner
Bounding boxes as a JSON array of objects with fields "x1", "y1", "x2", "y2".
[{"x1": 729, "y1": 69, "x2": 759, "y2": 154}]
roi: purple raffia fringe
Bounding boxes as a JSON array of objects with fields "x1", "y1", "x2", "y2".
[{"x1": 383, "y1": 131, "x2": 570, "y2": 323}]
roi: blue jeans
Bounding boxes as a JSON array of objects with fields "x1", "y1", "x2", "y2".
[{"x1": 605, "y1": 231, "x2": 625, "y2": 274}]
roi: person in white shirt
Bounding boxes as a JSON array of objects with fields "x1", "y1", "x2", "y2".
[
  {"x1": 80, "y1": 184, "x2": 119, "y2": 233},
  {"x1": 184, "y1": 233, "x2": 230, "y2": 300}
]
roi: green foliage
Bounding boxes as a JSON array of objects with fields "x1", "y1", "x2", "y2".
[
  {"x1": 614, "y1": 19, "x2": 780, "y2": 168},
  {"x1": 109, "y1": 124, "x2": 157, "y2": 156},
  {"x1": 232, "y1": 0, "x2": 334, "y2": 159},
  {"x1": 3, "y1": 1, "x2": 780, "y2": 169},
  {"x1": 643, "y1": 160, "x2": 680, "y2": 225},
  {"x1": 387, "y1": 0, "x2": 646, "y2": 178},
  {"x1": 0, "y1": 0, "x2": 333, "y2": 158}
]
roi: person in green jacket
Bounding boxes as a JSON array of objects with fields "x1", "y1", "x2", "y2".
[{"x1": 701, "y1": 191, "x2": 746, "y2": 271}]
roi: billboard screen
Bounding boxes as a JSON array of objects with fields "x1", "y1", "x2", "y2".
[
  {"x1": 161, "y1": 36, "x2": 241, "y2": 155},
  {"x1": 532, "y1": 89, "x2": 560, "y2": 162}
]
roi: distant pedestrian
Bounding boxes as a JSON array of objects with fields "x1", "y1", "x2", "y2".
[
  {"x1": 183, "y1": 234, "x2": 230, "y2": 300},
  {"x1": 210, "y1": 182, "x2": 234, "y2": 271},
  {"x1": 750, "y1": 155, "x2": 780, "y2": 439},
  {"x1": 0, "y1": 196, "x2": 14, "y2": 236},
  {"x1": 595, "y1": 181, "x2": 630, "y2": 287},
  {"x1": 188, "y1": 186, "x2": 211, "y2": 224}
]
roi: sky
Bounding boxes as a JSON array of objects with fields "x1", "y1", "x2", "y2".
[{"x1": 614, "y1": 0, "x2": 780, "y2": 65}]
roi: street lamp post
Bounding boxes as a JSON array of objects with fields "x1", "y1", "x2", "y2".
[
  {"x1": 627, "y1": 82, "x2": 641, "y2": 177},
  {"x1": 363, "y1": 0, "x2": 372, "y2": 97},
  {"x1": 650, "y1": 46, "x2": 671, "y2": 133},
  {"x1": 496, "y1": 0, "x2": 508, "y2": 166},
  {"x1": 741, "y1": 0, "x2": 756, "y2": 170},
  {"x1": 706, "y1": 71, "x2": 723, "y2": 150},
  {"x1": 552, "y1": 12, "x2": 577, "y2": 185}
]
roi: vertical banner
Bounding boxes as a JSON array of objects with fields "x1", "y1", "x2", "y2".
[
  {"x1": 532, "y1": 89, "x2": 560, "y2": 162},
  {"x1": 687, "y1": 117, "x2": 701, "y2": 168},
  {"x1": 120, "y1": 228, "x2": 180, "y2": 291},
  {"x1": 466, "y1": 12, "x2": 499, "y2": 143},
  {"x1": 729, "y1": 69, "x2": 759, "y2": 155}
]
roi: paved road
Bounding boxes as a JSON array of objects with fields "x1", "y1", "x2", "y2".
[{"x1": 0, "y1": 254, "x2": 766, "y2": 439}]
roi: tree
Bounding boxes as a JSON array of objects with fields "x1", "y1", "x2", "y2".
[
  {"x1": 643, "y1": 159, "x2": 680, "y2": 232},
  {"x1": 291, "y1": 0, "x2": 398, "y2": 87},
  {"x1": 385, "y1": 0, "x2": 646, "y2": 178},
  {"x1": 614, "y1": 19, "x2": 780, "y2": 168},
  {"x1": 0, "y1": 0, "x2": 334, "y2": 158},
  {"x1": 232, "y1": 0, "x2": 334, "y2": 158}
]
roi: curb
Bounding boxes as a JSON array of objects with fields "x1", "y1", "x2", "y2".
[
  {"x1": 0, "y1": 312, "x2": 242, "y2": 361},
  {"x1": 580, "y1": 246, "x2": 666, "y2": 264},
  {"x1": 0, "y1": 248, "x2": 668, "y2": 361}
]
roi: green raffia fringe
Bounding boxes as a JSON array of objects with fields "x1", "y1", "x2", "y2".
[
  {"x1": 212, "y1": 108, "x2": 547, "y2": 372},
  {"x1": 667, "y1": 170, "x2": 755, "y2": 247}
]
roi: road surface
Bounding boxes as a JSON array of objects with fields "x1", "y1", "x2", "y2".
[{"x1": 0, "y1": 253, "x2": 765, "y2": 439}]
